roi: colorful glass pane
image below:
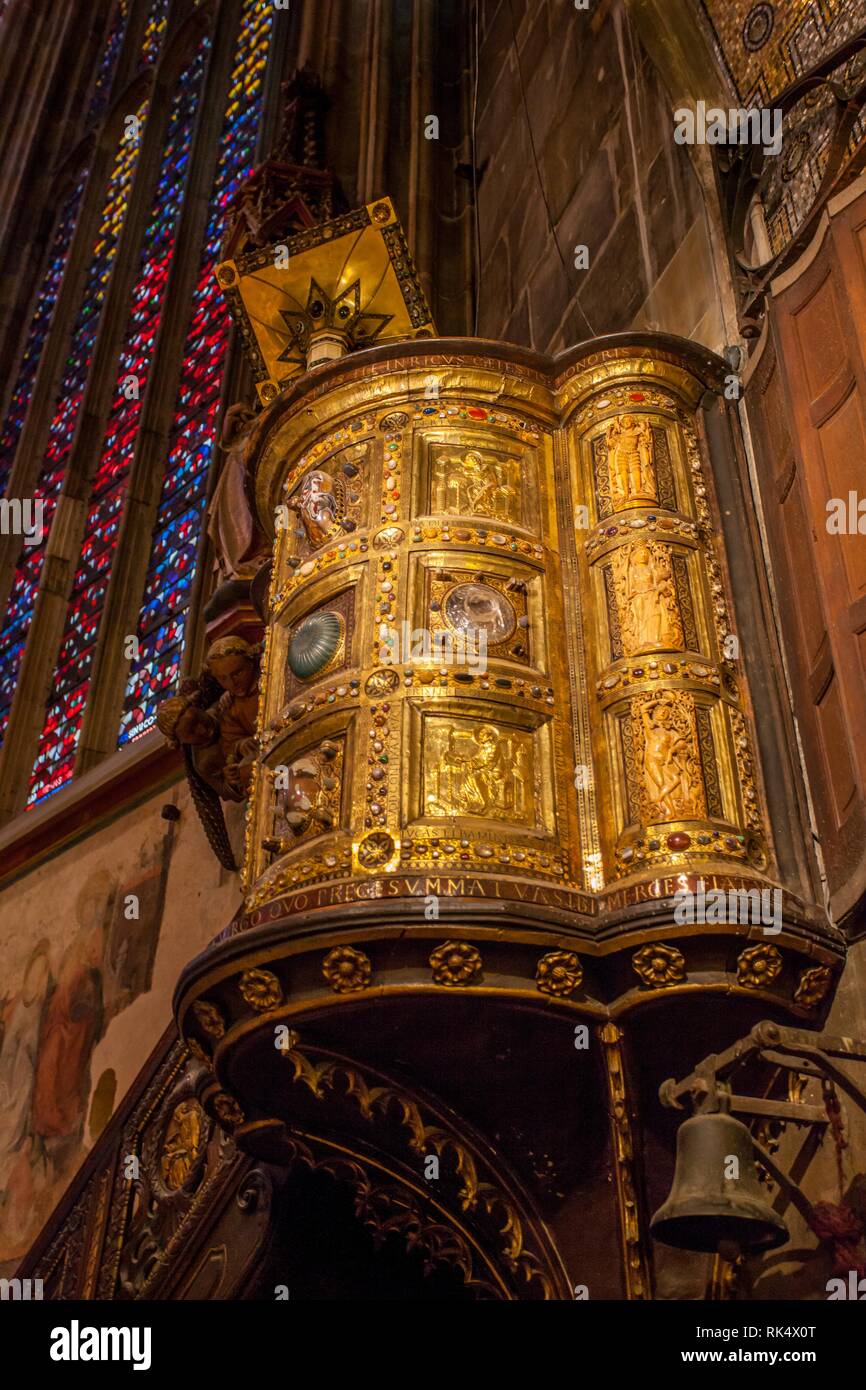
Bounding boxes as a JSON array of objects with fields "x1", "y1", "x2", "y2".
[
  {"x1": 119, "y1": 0, "x2": 273, "y2": 744},
  {"x1": 140, "y1": 0, "x2": 171, "y2": 69},
  {"x1": 87, "y1": 0, "x2": 130, "y2": 123},
  {"x1": 0, "y1": 116, "x2": 145, "y2": 751},
  {"x1": 29, "y1": 43, "x2": 210, "y2": 803},
  {"x1": 0, "y1": 171, "x2": 87, "y2": 498}
]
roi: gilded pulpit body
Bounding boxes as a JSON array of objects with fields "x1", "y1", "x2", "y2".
[
  {"x1": 244, "y1": 341, "x2": 768, "y2": 902},
  {"x1": 176, "y1": 335, "x2": 840, "y2": 1097}
]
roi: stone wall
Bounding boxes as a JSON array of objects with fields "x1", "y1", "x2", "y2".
[{"x1": 474, "y1": 0, "x2": 726, "y2": 351}]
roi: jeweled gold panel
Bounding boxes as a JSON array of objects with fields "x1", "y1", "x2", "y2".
[{"x1": 241, "y1": 341, "x2": 774, "y2": 921}]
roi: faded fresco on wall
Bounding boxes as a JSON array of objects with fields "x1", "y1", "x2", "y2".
[{"x1": 0, "y1": 775, "x2": 243, "y2": 1275}]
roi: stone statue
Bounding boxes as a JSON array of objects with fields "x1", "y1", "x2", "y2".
[
  {"x1": 637, "y1": 693, "x2": 704, "y2": 822},
  {"x1": 606, "y1": 414, "x2": 657, "y2": 507},
  {"x1": 613, "y1": 542, "x2": 682, "y2": 654}
]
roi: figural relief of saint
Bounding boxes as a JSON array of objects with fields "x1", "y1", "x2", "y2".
[
  {"x1": 605, "y1": 414, "x2": 657, "y2": 508},
  {"x1": 636, "y1": 692, "x2": 705, "y2": 822},
  {"x1": 612, "y1": 542, "x2": 682, "y2": 654}
]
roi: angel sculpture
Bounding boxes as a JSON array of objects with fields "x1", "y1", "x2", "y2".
[
  {"x1": 156, "y1": 685, "x2": 239, "y2": 871},
  {"x1": 155, "y1": 637, "x2": 263, "y2": 869}
]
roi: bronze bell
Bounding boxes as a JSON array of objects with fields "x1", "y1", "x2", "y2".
[{"x1": 650, "y1": 1111, "x2": 789, "y2": 1252}]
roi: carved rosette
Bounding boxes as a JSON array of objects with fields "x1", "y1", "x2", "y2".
[
  {"x1": 430, "y1": 941, "x2": 482, "y2": 987},
  {"x1": 736, "y1": 943, "x2": 783, "y2": 989},
  {"x1": 794, "y1": 965, "x2": 833, "y2": 1009},
  {"x1": 323, "y1": 945, "x2": 372, "y2": 993},
  {"x1": 631, "y1": 943, "x2": 686, "y2": 988},
  {"x1": 192, "y1": 999, "x2": 226, "y2": 1038},
  {"x1": 213, "y1": 1093, "x2": 245, "y2": 1129},
  {"x1": 238, "y1": 968, "x2": 283, "y2": 1011},
  {"x1": 536, "y1": 951, "x2": 584, "y2": 997}
]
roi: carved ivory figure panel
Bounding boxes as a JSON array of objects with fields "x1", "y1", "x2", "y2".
[
  {"x1": 611, "y1": 541, "x2": 683, "y2": 655},
  {"x1": 605, "y1": 413, "x2": 658, "y2": 509},
  {"x1": 633, "y1": 690, "x2": 706, "y2": 823}
]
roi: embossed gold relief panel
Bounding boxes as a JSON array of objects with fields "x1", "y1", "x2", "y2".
[
  {"x1": 402, "y1": 702, "x2": 556, "y2": 840},
  {"x1": 416, "y1": 431, "x2": 541, "y2": 535}
]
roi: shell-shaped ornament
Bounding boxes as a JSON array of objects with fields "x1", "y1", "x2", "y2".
[{"x1": 287, "y1": 610, "x2": 343, "y2": 680}]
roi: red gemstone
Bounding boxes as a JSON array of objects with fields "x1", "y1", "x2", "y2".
[
  {"x1": 629, "y1": 392, "x2": 645, "y2": 401},
  {"x1": 468, "y1": 407, "x2": 487, "y2": 418},
  {"x1": 667, "y1": 832, "x2": 691, "y2": 851}
]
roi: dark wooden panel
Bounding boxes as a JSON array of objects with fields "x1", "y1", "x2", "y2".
[{"x1": 746, "y1": 186, "x2": 866, "y2": 927}]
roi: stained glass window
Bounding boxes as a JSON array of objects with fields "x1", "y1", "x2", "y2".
[
  {"x1": 87, "y1": 0, "x2": 130, "y2": 124},
  {"x1": 0, "y1": 171, "x2": 88, "y2": 499},
  {"x1": 29, "y1": 39, "x2": 210, "y2": 803},
  {"x1": 0, "y1": 117, "x2": 145, "y2": 749},
  {"x1": 119, "y1": 0, "x2": 273, "y2": 744},
  {"x1": 140, "y1": 0, "x2": 171, "y2": 70}
]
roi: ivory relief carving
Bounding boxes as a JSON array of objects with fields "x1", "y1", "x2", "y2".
[
  {"x1": 611, "y1": 542, "x2": 683, "y2": 654},
  {"x1": 424, "y1": 720, "x2": 535, "y2": 825},
  {"x1": 633, "y1": 691, "x2": 706, "y2": 823},
  {"x1": 606, "y1": 414, "x2": 658, "y2": 508}
]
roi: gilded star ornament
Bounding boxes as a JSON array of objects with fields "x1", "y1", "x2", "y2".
[{"x1": 215, "y1": 197, "x2": 435, "y2": 403}]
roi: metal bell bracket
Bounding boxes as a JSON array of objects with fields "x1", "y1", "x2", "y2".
[{"x1": 659, "y1": 1021, "x2": 866, "y2": 1226}]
